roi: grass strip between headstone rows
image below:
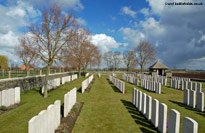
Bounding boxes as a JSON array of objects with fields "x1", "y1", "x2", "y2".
[{"x1": 73, "y1": 75, "x2": 157, "y2": 133}]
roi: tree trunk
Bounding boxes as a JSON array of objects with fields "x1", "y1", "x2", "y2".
[
  {"x1": 78, "y1": 66, "x2": 81, "y2": 77},
  {"x1": 26, "y1": 70, "x2": 30, "y2": 76},
  {"x1": 140, "y1": 64, "x2": 143, "y2": 73},
  {"x1": 44, "y1": 65, "x2": 50, "y2": 98}
]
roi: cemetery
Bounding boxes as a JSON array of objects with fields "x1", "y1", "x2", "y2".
[
  {"x1": 0, "y1": 72, "x2": 204, "y2": 132},
  {"x1": 0, "y1": 1, "x2": 204, "y2": 133}
]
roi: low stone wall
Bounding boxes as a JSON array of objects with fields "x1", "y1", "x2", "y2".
[{"x1": 0, "y1": 72, "x2": 73, "y2": 92}]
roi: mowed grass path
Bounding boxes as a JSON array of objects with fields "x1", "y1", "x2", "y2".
[
  {"x1": 73, "y1": 75, "x2": 156, "y2": 133},
  {"x1": 0, "y1": 76, "x2": 85, "y2": 133},
  {"x1": 118, "y1": 75, "x2": 205, "y2": 133}
]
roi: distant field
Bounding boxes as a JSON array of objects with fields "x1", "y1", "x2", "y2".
[{"x1": 173, "y1": 72, "x2": 205, "y2": 79}]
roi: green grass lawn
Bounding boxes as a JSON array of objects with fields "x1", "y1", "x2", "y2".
[
  {"x1": 119, "y1": 75, "x2": 205, "y2": 133},
  {"x1": 0, "y1": 74, "x2": 204, "y2": 133},
  {"x1": 73, "y1": 75, "x2": 156, "y2": 133}
]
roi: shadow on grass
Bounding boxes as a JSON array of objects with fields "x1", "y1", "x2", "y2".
[
  {"x1": 106, "y1": 79, "x2": 121, "y2": 93},
  {"x1": 77, "y1": 87, "x2": 82, "y2": 93},
  {"x1": 169, "y1": 100, "x2": 205, "y2": 117},
  {"x1": 61, "y1": 103, "x2": 64, "y2": 118},
  {"x1": 120, "y1": 99, "x2": 157, "y2": 133}
]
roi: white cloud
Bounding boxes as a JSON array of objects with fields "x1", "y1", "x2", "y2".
[
  {"x1": 111, "y1": 16, "x2": 117, "y2": 21},
  {"x1": 121, "y1": 6, "x2": 136, "y2": 18},
  {"x1": 119, "y1": 27, "x2": 145, "y2": 47},
  {"x1": 146, "y1": 0, "x2": 165, "y2": 15},
  {"x1": 0, "y1": 31, "x2": 19, "y2": 47},
  {"x1": 53, "y1": 0, "x2": 84, "y2": 10},
  {"x1": 25, "y1": 0, "x2": 84, "y2": 10},
  {"x1": 0, "y1": 1, "x2": 41, "y2": 65},
  {"x1": 140, "y1": 17, "x2": 164, "y2": 37},
  {"x1": 76, "y1": 17, "x2": 86, "y2": 26},
  {"x1": 140, "y1": 8, "x2": 150, "y2": 16},
  {"x1": 91, "y1": 34, "x2": 127, "y2": 53}
]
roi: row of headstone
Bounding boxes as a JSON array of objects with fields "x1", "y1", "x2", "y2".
[
  {"x1": 62, "y1": 76, "x2": 71, "y2": 84},
  {"x1": 132, "y1": 88, "x2": 198, "y2": 133},
  {"x1": 141, "y1": 80, "x2": 161, "y2": 94},
  {"x1": 122, "y1": 74, "x2": 138, "y2": 86},
  {"x1": 170, "y1": 79, "x2": 202, "y2": 92},
  {"x1": 109, "y1": 75, "x2": 125, "y2": 94},
  {"x1": 98, "y1": 73, "x2": 101, "y2": 78},
  {"x1": 170, "y1": 79, "x2": 181, "y2": 89},
  {"x1": 85, "y1": 73, "x2": 89, "y2": 77},
  {"x1": 137, "y1": 74, "x2": 151, "y2": 81},
  {"x1": 172, "y1": 76, "x2": 190, "y2": 82},
  {"x1": 28, "y1": 100, "x2": 61, "y2": 133},
  {"x1": 81, "y1": 75, "x2": 94, "y2": 93},
  {"x1": 42, "y1": 74, "x2": 78, "y2": 94},
  {"x1": 71, "y1": 74, "x2": 78, "y2": 81},
  {"x1": 151, "y1": 75, "x2": 167, "y2": 86},
  {"x1": 41, "y1": 78, "x2": 60, "y2": 94},
  {"x1": 184, "y1": 89, "x2": 204, "y2": 112},
  {"x1": 0, "y1": 87, "x2": 20, "y2": 107},
  {"x1": 64, "y1": 88, "x2": 77, "y2": 117}
]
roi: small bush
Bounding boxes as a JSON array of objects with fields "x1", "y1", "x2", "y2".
[
  {"x1": 0, "y1": 106, "x2": 8, "y2": 111},
  {"x1": 72, "y1": 107, "x2": 78, "y2": 113}
]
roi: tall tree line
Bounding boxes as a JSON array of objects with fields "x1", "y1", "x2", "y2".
[{"x1": 103, "y1": 41, "x2": 156, "y2": 72}]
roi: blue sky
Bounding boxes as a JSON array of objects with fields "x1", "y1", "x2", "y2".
[{"x1": 0, "y1": 0, "x2": 205, "y2": 70}]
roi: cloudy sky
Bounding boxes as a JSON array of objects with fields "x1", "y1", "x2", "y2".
[{"x1": 0, "y1": 0, "x2": 205, "y2": 70}]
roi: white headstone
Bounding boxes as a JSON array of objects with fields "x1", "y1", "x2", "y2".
[
  {"x1": 38, "y1": 110, "x2": 48, "y2": 133},
  {"x1": 184, "y1": 89, "x2": 190, "y2": 105},
  {"x1": 28, "y1": 116, "x2": 38, "y2": 133},
  {"x1": 132, "y1": 88, "x2": 136, "y2": 105},
  {"x1": 2, "y1": 90, "x2": 9, "y2": 107},
  {"x1": 8, "y1": 88, "x2": 15, "y2": 106},
  {"x1": 64, "y1": 93, "x2": 68, "y2": 117},
  {"x1": 142, "y1": 93, "x2": 147, "y2": 114},
  {"x1": 135, "y1": 89, "x2": 138, "y2": 108},
  {"x1": 168, "y1": 109, "x2": 180, "y2": 133},
  {"x1": 14, "y1": 87, "x2": 20, "y2": 104},
  {"x1": 196, "y1": 92, "x2": 204, "y2": 112},
  {"x1": 151, "y1": 99, "x2": 159, "y2": 128},
  {"x1": 196, "y1": 83, "x2": 202, "y2": 92},
  {"x1": 182, "y1": 117, "x2": 198, "y2": 133},
  {"x1": 158, "y1": 103, "x2": 167, "y2": 133},
  {"x1": 47, "y1": 104, "x2": 55, "y2": 132},
  {"x1": 189, "y1": 90, "x2": 196, "y2": 108},
  {"x1": 137, "y1": 91, "x2": 142, "y2": 111},
  {"x1": 145, "y1": 95, "x2": 152, "y2": 120},
  {"x1": 54, "y1": 100, "x2": 61, "y2": 129}
]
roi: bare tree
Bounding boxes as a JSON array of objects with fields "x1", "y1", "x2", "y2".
[
  {"x1": 103, "y1": 51, "x2": 113, "y2": 70},
  {"x1": 82, "y1": 42, "x2": 100, "y2": 71},
  {"x1": 113, "y1": 51, "x2": 121, "y2": 70},
  {"x1": 123, "y1": 50, "x2": 138, "y2": 71},
  {"x1": 27, "y1": 3, "x2": 77, "y2": 98},
  {"x1": 135, "y1": 41, "x2": 156, "y2": 72},
  {"x1": 15, "y1": 35, "x2": 37, "y2": 76},
  {"x1": 63, "y1": 28, "x2": 92, "y2": 77},
  {"x1": 96, "y1": 54, "x2": 101, "y2": 70}
]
